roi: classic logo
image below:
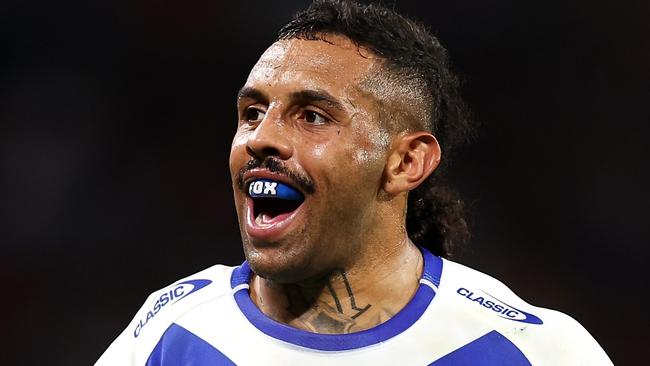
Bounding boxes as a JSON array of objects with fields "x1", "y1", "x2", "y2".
[
  {"x1": 457, "y1": 287, "x2": 543, "y2": 325},
  {"x1": 133, "y1": 279, "x2": 212, "y2": 337}
]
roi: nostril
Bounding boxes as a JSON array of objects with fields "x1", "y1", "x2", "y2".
[
  {"x1": 261, "y1": 147, "x2": 280, "y2": 156},
  {"x1": 246, "y1": 144, "x2": 281, "y2": 159}
]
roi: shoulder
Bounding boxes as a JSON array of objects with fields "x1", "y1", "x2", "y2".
[
  {"x1": 95, "y1": 263, "x2": 238, "y2": 366},
  {"x1": 438, "y1": 259, "x2": 544, "y2": 325},
  {"x1": 435, "y1": 258, "x2": 612, "y2": 365},
  {"x1": 134, "y1": 264, "x2": 235, "y2": 335}
]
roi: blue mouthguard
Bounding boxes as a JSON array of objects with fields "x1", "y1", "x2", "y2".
[{"x1": 247, "y1": 179, "x2": 304, "y2": 201}]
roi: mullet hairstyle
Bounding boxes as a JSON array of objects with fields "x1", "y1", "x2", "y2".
[{"x1": 278, "y1": 0, "x2": 473, "y2": 258}]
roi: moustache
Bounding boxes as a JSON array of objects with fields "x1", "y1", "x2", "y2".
[{"x1": 237, "y1": 157, "x2": 315, "y2": 195}]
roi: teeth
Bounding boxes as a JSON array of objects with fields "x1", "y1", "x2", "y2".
[{"x1": 255, "y1": 213, "x2": 274, "y2": 226}]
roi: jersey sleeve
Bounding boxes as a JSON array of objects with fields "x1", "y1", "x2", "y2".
[
  {"x1": 537, "y1": 310, "x2": 613, "y2": 366},
  {"x1": 439, "y1": 259, "x2": 614, "y2": 366},
  {"x1": 94, "y1": 291, "x2": 164, "y2": 366},
  {"x1": 94, "y1": 265, "x2": 231, "y2": 366}
]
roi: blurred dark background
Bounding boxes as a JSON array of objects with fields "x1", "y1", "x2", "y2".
[{"x1": 1, "y1": 0, "x2": 648, "y2": 364}]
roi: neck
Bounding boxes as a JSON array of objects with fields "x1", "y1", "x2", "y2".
[{"x1": 249, "y1": 238, "x2": 423, "y2": 334}]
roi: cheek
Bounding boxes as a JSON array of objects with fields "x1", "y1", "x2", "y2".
[
  {"x1": 312, "y1": 141, "x2": 385, "y2": 196},
  {"x1": 229, "y1": 131, "x2": 249, "y2": 176},
  {"x1": 353, "y1": 126, "x2": 390, "y2": 164},
  {"x1": 231, "y1": 129, "x2": 248, "y2": 147},
  {"x1": 310, "y1": 143, "x2": 327, "y2": 160},
  {"x1": 312, "y1": 129, "x2": 387, "y2": 172},
  {"x1": 344, "y1": 127, "x2": 389, "y2": 174}
]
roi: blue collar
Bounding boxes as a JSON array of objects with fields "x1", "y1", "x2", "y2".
[{"x1": 230, "y1": 247, "x2": 443, "y2": 351}]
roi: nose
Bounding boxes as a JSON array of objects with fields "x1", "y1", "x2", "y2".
[{"x1": 246, "y1": 110, "x2": 293, "y2": 161}]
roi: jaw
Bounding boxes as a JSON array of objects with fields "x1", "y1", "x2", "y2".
[
  {"x1": 236, "y1": 191, "x2": 317, "y2": 281},
  {"x1": 242, "y1": 230, "x2": 319, "y2": 283}
]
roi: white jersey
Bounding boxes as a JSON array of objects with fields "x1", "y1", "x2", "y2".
[{"x1": 96, "y1": 248, "x2": 612, "y2": 365}]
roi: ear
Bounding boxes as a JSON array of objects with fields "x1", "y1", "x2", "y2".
[{"x1": 383, "y1": 131, "x2": 441, "y2": 196}]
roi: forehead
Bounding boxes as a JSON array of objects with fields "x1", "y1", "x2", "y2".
[{"x1": 245, "y1": 35, "x2": 379, "y2": 95}]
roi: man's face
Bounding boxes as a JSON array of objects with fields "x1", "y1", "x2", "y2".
[{"x1": 230, "y1": 36, "x2": 391, "y2": 282}]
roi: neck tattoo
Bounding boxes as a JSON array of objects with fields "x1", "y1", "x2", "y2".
[{"x1": 282, "y1": 269, "x2": 386, "y2": 334}]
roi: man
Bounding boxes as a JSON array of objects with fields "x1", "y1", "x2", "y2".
[{"x1": 96, "y1": 1, "x2": 612, "y2": 364}]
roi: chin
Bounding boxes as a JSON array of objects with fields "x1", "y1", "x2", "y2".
[{"x1": 243, "y1": 239, "x2": 319, "y2": 284}]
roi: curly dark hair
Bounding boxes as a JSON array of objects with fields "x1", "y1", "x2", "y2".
[{"x1": 278, "y1": 0, "x2": 473, "y2": 258}]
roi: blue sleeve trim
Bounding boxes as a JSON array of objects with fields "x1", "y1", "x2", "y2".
[
  {"x1": 145, "y1": 323, "x2": 236, "y2": 366},
  {"x1": 429, "y1": 330, "x2": 531, "y2": 365}
]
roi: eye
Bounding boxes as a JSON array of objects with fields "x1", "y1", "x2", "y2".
[
  {"x1": 304, "y1": 110, "x2": 329, "y2": 124},
  {"x1": 244, "y1": 107, "x2": 265, "y2": 123}
]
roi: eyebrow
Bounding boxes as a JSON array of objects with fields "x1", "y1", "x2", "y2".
[
  {"x1": 237, "y1": 86, "x2": 346, "y2": 113},
  {"x1": 288, "y1": 89, "x2": 345, "y2": 113},
  {"x1": 237, "y1": 86, "x2": 268, "y2": 104}
]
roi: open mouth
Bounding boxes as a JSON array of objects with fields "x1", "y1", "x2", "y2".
[
  {"x1": 246, "y1": 178, "x2": 305, "y2": 227},
  {"x1": 252, "y1": 197, "x2": 303, "y2": 224}
]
